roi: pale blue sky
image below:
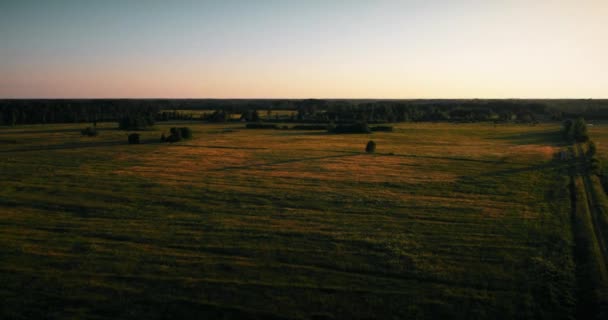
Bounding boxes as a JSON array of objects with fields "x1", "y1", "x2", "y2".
[{"x1": 1, "y1": 0, "x2": 607, "y2": 98}]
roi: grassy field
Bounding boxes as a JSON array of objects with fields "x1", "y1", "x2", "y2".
[{"x1": 0, "y1": 122, "x2": 579, "y2": 319}]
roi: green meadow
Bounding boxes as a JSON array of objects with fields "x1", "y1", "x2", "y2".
[{"x1": 0, "y1": 122, "x2": 581, "y2": 319}]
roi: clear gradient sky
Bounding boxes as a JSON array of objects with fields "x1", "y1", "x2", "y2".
[{"x1": 1, "y1": 0, "x2": 607, "y2": 98}]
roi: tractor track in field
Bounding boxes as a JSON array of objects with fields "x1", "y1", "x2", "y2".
[{"x1": 576, "y1": 144, "x2": 608, "y2": 279}]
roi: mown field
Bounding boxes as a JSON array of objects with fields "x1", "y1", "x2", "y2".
[{"x1": 0, "y1": 122, "x2": 579, "y2": 319}]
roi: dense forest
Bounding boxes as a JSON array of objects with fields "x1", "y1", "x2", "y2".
[
  {"x1": 0, "y1": 100, "x2": 161, "y2": 126},
  {"x1": 2, "y1": 99, "x2": 608, "y2": 126}
]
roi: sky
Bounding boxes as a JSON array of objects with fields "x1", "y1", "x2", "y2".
[{"x1": 1, "y1": 0, "x2": 607, "y2": 99}]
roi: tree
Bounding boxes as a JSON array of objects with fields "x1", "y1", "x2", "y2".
[
  {"x1": 563, "y1": 117, "x2": 589, "y2": 143},
  {"x1": 588, "y1": 141, "x2": 597, "y2": 157},
  {"x1": 572, "y1": 117, "x2": 589, "y2": 142}
]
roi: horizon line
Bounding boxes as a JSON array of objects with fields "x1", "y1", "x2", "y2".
[{"x1": 1, "y1": 97, "x2": 606, "y2": 101}]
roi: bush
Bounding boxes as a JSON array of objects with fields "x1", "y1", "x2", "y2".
[
  {"x1": 331, "y1": 122, "x2": 371, "y2": 134},
  {"x1": 370, "y1": 126, "x2": 393, "y2": 132},
  {"x1": 246, "y1": 123, "x2": 279, "y2": 129},
  {"x1": 166, "y1": 127, "x2": 182, "y2": 142},
  {"x1": 178, "y1": 127, "x2": 192, "y2": 139},
  {"x1": 128, "y1": 133, "x2": 140, "y2": 144},
  {"x1": 366, "y1": 140, "x2": 376, "y2": 153},
  {"x1": 81, "y1": 127, "x2": 98, "y2": 136},
  {"x1": 161, "y1": 127, "x2": 192, "y2": 143},
  {"x1": 166, "y1": 135, "x2": 180, "y2": 142}
]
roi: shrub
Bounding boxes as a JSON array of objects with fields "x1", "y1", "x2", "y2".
[
  {"x1": 81, "y1": 127, "x2": 98, "y2": 136},
  {"x1": 331, "y1": 122, "x2": 371, "y2": 134},
  {"x1": 161, "y1": 127, "x2": 192, "y2": 143},
  {"x1": 371, "y1": 126, "x2": 393, "y2": 132},
  {"x1": 166, "y1": 134, "x2": 180, "y2": 142},
  {"x1": 366, "y1": 140, "x2": 376, "y2": 153},
  {"x1": 246, "y1": 123, "x2": 279, "y2": 129},
  {"x1": 167, "y1": 128, "x2": 182, "y2": 142},
  {"x1": 178, "y1": 127, "x2": 192, "y2": 139},
  {"x1": 128, "y1": 133, "x2": 140, "y2": 144}
]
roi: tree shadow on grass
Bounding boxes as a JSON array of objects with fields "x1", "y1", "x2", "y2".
[
  {"x1": 216, "y1": 149, "x2": 510, "y2": 172},
  {"x1": 275, "y1": 131, "x2": 347, "y2": 136},
  {"x1": 458, "y1": 158, "x2": 571, "y2": 182},
  {"x1": 175, "y1": 144, "x2": 269, "y2": 151},
  {"x1": 218, "y1": 153, "x2": 363, "y2": 171},
  {"x1": 382, "y1": 152, "x2": 510, "y2": 164},
  {"x1": 0, "y1": 127, "x2": 121, "y2": 135},
  {"x1": 0, "y1": 138, "x2": 162, "y2": 153},
  {"x1": 489, "y1": 130, "x2": 566, "y2": 146}
]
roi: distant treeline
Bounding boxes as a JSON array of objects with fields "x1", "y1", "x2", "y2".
[
  {"x1": 0, "y1": 100, "x2": 161, "y2": 125},
  {"x1": 3, "y1": 99, "x2": 608, "y2": 125}
]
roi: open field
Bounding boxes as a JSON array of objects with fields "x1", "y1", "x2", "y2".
[{"x1": 0, "y1": 122, "x2": 580, "y2": 319}]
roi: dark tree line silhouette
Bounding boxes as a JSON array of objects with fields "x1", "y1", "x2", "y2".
[
  {"x1": 0, "y1": 100, "x2": 160, "y2": 125},
  {"x1": 3, "y1": 99, "x2": 608, "y2": 126}
]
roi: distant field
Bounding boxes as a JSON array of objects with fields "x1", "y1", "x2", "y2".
[{"x1": 0, "y1": 122, "x2": 578, "y2": 319}]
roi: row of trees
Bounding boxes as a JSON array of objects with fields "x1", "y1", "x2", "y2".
[
  {"x1": 3, "y1": 99, "x2": 608, "y2": 126},
  {"x1": 158, "y1": 100, "x2": 560, "y2": 124},
  {"x1": 0, "y1": 100, "x2": 160, "y2": 125},
  {"x1": 562, "y1": 117, "x2": 601, "y2": 176}
]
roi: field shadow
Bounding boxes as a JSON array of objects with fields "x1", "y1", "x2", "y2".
[
  {"x1": 461, "y1": 158, "x2": 569, "y2": 181},
  {"x1": 383, "y1": 152, "x2": 509, "y2": 164},
  {"x1": 0, "y1": 127, "x2": 121, "y2": 135},
  {"x1": 218, "y1": 153, "x2": 362, "y2": 171},
  {"x1": 275, "y1": 131, "x2": 336, "y2": 136},
  {"x1": 490, "y1": 130, "x2": 565, "y2": 146},
  {"x1": 0, "y1": 138, "x2": 162, "y2": 153},
  {"x1": 175, "y1": 144, "x2": 269, "y2": 151}
]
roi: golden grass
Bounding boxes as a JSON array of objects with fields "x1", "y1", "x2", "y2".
[{"x1": 0, "y1": 121, "x2": 573, "y2": 319}]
